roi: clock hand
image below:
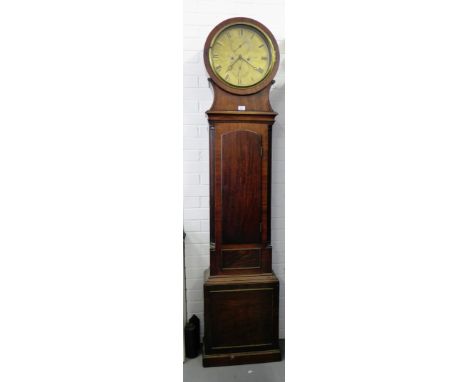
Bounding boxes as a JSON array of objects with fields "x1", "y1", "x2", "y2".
[
  {"x1": 227, "y1": 55, "x2": 241, "y2": 72},
  {"x1": 239, "y1": 56, "x2": 259, "y2": 70},
  {"x1": 233, "y1": 41, "x2": 247, "y2": 52}
]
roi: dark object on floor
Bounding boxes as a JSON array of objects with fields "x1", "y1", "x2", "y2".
[{"x1": 185, "y1": 315, "x2": 200, "y2": 358}]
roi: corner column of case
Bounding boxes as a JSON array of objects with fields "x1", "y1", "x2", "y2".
[{"x1": 209, "y1": 125, "x2": 216, "y2": 276}]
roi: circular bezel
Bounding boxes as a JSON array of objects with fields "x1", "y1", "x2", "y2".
[
  {"x1": 203, "y1": 17, "x2": 280, "y2": 95},
  {"x1": 208, "y1": 24, "x2": 274, "y2": 88}
]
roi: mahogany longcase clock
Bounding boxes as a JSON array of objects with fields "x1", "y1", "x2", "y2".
[{"x1": 202, "y1": 17, "x2": 281, "y2": 367}]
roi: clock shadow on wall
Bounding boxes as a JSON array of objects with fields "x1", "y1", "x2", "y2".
[{"x1": 183, "y1": 17, "x2": 285, "y2": 369}]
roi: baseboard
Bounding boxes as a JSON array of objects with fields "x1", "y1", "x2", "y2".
[{"x1": 202, "y1": 345, "x2": 281, "y2": 367}]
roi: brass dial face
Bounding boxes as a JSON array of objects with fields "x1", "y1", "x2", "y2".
[{"x1": 208, "y1": 23, "x2": 275, "y2": 88}]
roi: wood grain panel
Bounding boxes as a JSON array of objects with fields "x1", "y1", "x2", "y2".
[
  {"x1": 222, "y1": 249, "x2": 260, "y2": 269},
  {"x1": 209, "y1": 288, "x2": 274, "y2": 348},
  {"x1": 221, "y1": 130, "x2": 262, "y2": 244}
]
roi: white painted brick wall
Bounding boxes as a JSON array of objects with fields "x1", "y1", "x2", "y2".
[{"x1": 183, "y1": 0, "x2": 285, "y2": 339}]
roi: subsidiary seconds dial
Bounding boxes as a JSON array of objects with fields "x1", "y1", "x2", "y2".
[{"x1": 208, "y1": 23, "x2": 275, "y2": 88}]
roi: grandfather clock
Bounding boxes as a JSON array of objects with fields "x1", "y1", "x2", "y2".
[{"x1": 202, "y1": 17, "x2": 281, "y2": 367}]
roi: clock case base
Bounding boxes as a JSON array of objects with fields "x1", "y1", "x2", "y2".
[
  {"x1": 202, "y1": 347, "x2": 281, "y2": 367},
  {"x1": 202, "y1": 270, "x2": 281, "y2": 367}
]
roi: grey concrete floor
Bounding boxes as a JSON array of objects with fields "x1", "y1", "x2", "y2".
[{"x1": 183, "y1": 341, "x2": 285, "y2": 382}]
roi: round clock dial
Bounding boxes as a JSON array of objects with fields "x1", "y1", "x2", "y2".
[{"x1": 208, "y1": 23, "x2": 275, "y2": 88}]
